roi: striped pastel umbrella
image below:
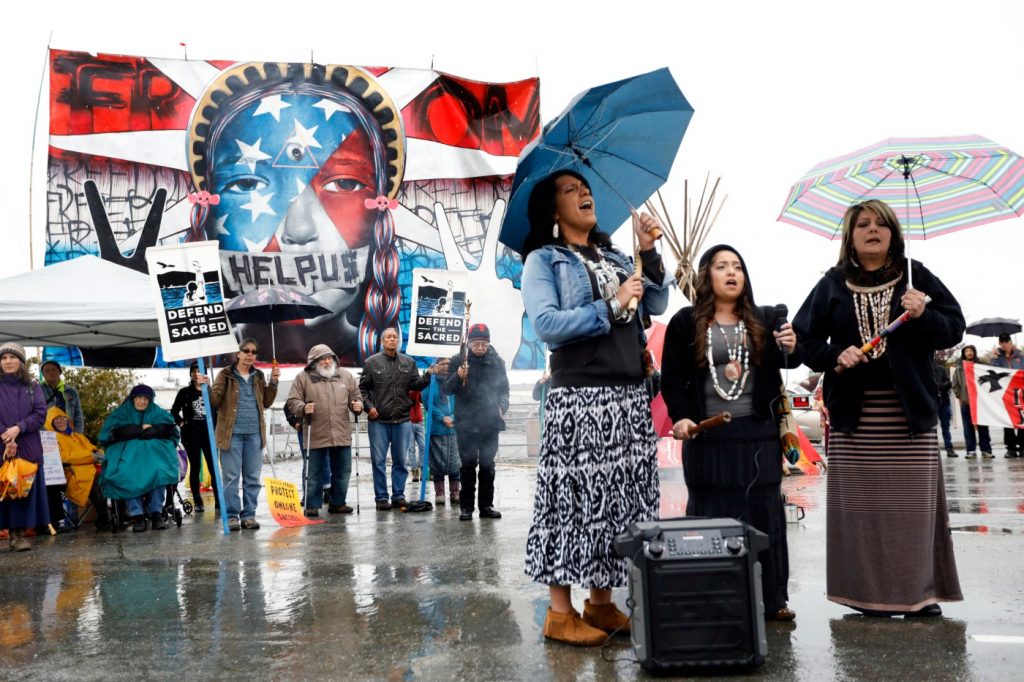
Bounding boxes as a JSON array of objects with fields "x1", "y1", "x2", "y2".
[{"x1": 780, "y1": 136, "x2": 1024, "y2": 280}]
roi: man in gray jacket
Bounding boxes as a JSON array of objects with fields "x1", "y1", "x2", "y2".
[
  {"x1": 287, "y1": 344, "x2": 363, "y2": 516},
  {"x1": 358, "y1": 328, "x2": 434, "y2": 510}
]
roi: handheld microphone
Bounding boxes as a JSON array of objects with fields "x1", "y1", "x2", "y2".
[{"x1": 773, "y1": 304, "x2": 789, "y2": 350}]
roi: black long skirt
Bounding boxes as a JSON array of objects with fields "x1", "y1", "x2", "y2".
[{"x1": 684, "y1": 415, "x2": 790, "y2": 613}]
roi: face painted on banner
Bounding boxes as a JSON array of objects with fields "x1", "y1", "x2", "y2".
[
  {"x1": 209, "y1": 94, "x2": 377, "y2": 254},
  {"x1": 189, "y1": 63, "x2": 407, "y2": 364}
]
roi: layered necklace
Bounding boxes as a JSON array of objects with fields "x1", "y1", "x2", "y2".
[
  {"x1": 707, "y1": 320, "x2": 750, "y2": 400},
  {"x1": 846, "y1": 278, "x2": 898, "y2": 359},
  {"x1": 568, "y1": 244, "x2": 633, "y2": 323}
]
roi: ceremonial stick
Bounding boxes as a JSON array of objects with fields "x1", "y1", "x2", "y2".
[
  {"x1": 692, "y1": 411, "x2": 732, "y2": 435},
  {"x1": 834, "y1": 295, "x2": 932, "y2": 374},
  {"x1": 674, "y1": 411, "x2": 732, "y2": 439}
]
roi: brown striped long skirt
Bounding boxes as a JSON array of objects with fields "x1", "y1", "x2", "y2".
[{"x1": 827, "y1": 390, "x2": 962, "y2": 612}]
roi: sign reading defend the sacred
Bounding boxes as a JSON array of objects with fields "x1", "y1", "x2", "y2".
[
  {"x1": 145, "y1": 241, "x2": 239, "y2": 362},
  {"x1": 404, "y1": 269, "x2": 470, "y2": 358}
]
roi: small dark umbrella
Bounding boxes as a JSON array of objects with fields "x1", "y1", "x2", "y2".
[
  {"x1": 225, "y1": 286, "x2": 331, "y2": 361},
  {"x1": 966, "y1": 317, "x2": 1022, "y2": 338}
]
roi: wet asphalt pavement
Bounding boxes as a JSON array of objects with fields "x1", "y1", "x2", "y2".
[{"x1": 2, "y1": 449, "x2": 1024, "y2": 681}]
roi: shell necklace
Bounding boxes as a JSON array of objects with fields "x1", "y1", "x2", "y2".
[
  {"x1": 707, "y1": 320, "x2": 750, "y2": 400},
  {"x1": 846, "y1": 278, "x2": 898, "y2": 359}
]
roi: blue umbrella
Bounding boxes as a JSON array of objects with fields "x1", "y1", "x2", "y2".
[{"x1": 499, "y1": 67, "x2": 693, "y2": 254}]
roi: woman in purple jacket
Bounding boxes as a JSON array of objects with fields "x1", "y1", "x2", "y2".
[{"x1": 0, "y1": 342, "x2": 49, "y2": 552}]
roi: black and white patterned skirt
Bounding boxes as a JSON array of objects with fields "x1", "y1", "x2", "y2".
[{"x1": 524, "y1": 383, "x2": 660, "y2": 589}]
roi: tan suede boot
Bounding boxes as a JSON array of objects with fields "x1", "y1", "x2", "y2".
[
  {"x1": 542, "y1": 607, "x2": 607, "y2": 647},
  {"x1": 10, "y1": 529, "x2": 31, "y2": 552},
  {"x1": 583, "y1": 599, "x2": 630, "y2": 635}
]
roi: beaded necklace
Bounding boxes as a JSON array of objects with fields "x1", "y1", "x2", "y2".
[
  {"x1": 846, "y1": 278, "x2": 898, "y2": 359},
  {"x1": 567, "y1": 244, "x2": 634, "y2": 323},
  {"x1": 706, "y1": 320, "x2": 750, "y2": 400}
]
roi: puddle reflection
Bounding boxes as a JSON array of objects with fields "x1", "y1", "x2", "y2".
[{"x1": 830, "y1": 615, "x2": 969, "y2": 680}]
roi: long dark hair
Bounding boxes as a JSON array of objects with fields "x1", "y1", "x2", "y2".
[
  {"x1": 522, "y1": 170, "x2": 612, "y2": 258},
  {"x1": 691, "y1": 249, "x2": 766, "y2": 368}
]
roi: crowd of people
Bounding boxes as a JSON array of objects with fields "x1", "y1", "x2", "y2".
[{"x1": 4, "y1": 181, "x2": 1023, "y2": 657}]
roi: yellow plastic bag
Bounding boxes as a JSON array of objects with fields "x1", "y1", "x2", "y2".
[{"x1": 0, "y1": 457, "x2": 38, "y2": 500}]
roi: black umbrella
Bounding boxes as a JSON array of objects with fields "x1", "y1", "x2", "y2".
[
  {"x1": 225, "y1": 286, "x2": 330, "y2": 361},
  {"x1": 965, "y1": 317, "x2": 1022, "y2": 338}
]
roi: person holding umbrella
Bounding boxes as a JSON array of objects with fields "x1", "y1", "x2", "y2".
[
  {"x1": 793, "y1": 199, "x2": 964, "y2": 617},
  {"x1": 286, "y1": 344, "x2": 363, "y2": 516},
  {"x1": 197, "y1": 338, "x2": 279, "y2": 530},
  {"x1": 521, "y1": 171, "x2": 671, "y2": 646},
  {"x1": 660, "y1": 244, "x2": 802, "y2": 622}
]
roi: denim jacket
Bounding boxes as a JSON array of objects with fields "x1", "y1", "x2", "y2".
[{"x1": 521, "y1": 244, "x2": 672, "y2": 350}]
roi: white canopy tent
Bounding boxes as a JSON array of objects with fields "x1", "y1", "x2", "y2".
[{"x1": 0, "y1": 255, "x2": 160, "y2": 348}]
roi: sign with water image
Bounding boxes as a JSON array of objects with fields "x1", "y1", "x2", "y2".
[
  {"x1": 146, "y1": 241, "x2": 239, "y2": 362},
  {"x1": 405, "y1": 268, "x2": 470, "y2": 358}
]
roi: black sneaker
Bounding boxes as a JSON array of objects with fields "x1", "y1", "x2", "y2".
[
  {"x1": 945, "y1": 448, "x2": 958, "y2": 458},
  {"x1": 194, "y1": 503, "x2": 205, "y2": 513},
  {"x1": 459, "y1": 509, "x2": 473, "y2": 521},
  {"x1": 392, "y1": 498, "x2": 409, "y2": 510},
  {"x1": 905, "y1": 604, "x2": 942, "y2": 617},
  {"x1": 150, "y1": 513, "x2": 168, "y2": 531},
  {"x1": 479, "y1": 507, "x2": 502, "y2": 519},
  {"x1": 131, "y1": 516, "x2": 148, "y2": 533},
  {"x1": 375, "y1": 500, "x2": 392, "y2": 511},
  {"x1": 305, "y1": 508, "x2": 320, "y2": 517}
]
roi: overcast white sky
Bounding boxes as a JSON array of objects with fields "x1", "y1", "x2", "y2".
[{"x1": 2, "y1": 0, "x2": 1022, "y2": 353}]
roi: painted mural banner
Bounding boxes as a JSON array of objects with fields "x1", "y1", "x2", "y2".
[
  {"x1": 145, "y1": 241, "x2": 238, "y2": 362},
  {"x1": 46, "y1": 51, "x2": 543, "y2": 368},
  {"x1": 405, "y1": 268, "x2": 470, "y2": 358}
]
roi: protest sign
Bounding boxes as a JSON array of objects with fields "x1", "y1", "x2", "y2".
[
  {"x1": 264, "y1": 477, "x2": 325, "y2": 527},
  {"x1": 40, "y1": 431, "x2": 66, "y2": 486},
  {"x1": 405, "y1": 269, "x2": 470, "y2": 358}
]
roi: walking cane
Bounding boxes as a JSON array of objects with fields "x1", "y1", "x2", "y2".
[
  {"x1": 303, "y1": 416, "x2": 312, "y2": 514},
  {"x1": 353, "y1": 413, "x2": 361, "y2": 515}
]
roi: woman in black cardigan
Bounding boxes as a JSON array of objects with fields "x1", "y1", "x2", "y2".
[
  {"x1": 793, "y1": 199, "x2": 963, "y2": 617},
  {"x1": 661, "y1": 244, "x2": 802, "y2": 621}
]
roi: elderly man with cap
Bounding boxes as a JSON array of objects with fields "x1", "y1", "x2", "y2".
[
  {"x1": 990, "y1": 334, "x2": 1024, "y2": 457},
  {"x1": 444, "y1": 323, "x2": 510, "y2": 521},
  {"x1": 40, "y1": 360, "x2": 85, "y2": 435},
  {"x1": 286, "y1": 344, "x2": 363, "y2": 516}
]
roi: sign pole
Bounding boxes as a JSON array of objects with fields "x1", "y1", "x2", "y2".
[{"x1": 198, "y1": 356, "x2": 230, "y2": 535}]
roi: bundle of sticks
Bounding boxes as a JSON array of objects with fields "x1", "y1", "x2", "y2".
[{"x1": 643, "y1": 174, "x2": 727, "y2": 302}]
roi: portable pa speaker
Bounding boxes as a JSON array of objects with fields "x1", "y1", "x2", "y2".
[{"x1": 614, "y1": 517, "x2": 769, "y2": 672}]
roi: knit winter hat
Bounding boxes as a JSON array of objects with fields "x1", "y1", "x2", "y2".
[
  {"x1": 467, "y1": 323, "x2": 490, "y2": 342},
  {"x1": 129, "y1": 384, "x2": 156, "y2": 400},
  {"x1": 0, "y1": 342, "x2": 26, "y2": 364}
]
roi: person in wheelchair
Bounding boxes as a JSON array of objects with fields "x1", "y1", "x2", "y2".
[
  {"x1": 44, "y1": 407, "x2": 110, "y2": 531},
  {"x1": 98, "y1": 385, "x2": 180, "y2": 533}
]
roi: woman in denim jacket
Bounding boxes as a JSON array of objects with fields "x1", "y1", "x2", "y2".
[{"x1": 521, "y1": 170, "x2": 671, "y2": 646}]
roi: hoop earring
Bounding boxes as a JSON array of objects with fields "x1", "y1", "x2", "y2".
[{"x1": 552, "y1": 221, "x2": 559, "y2": 239}]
